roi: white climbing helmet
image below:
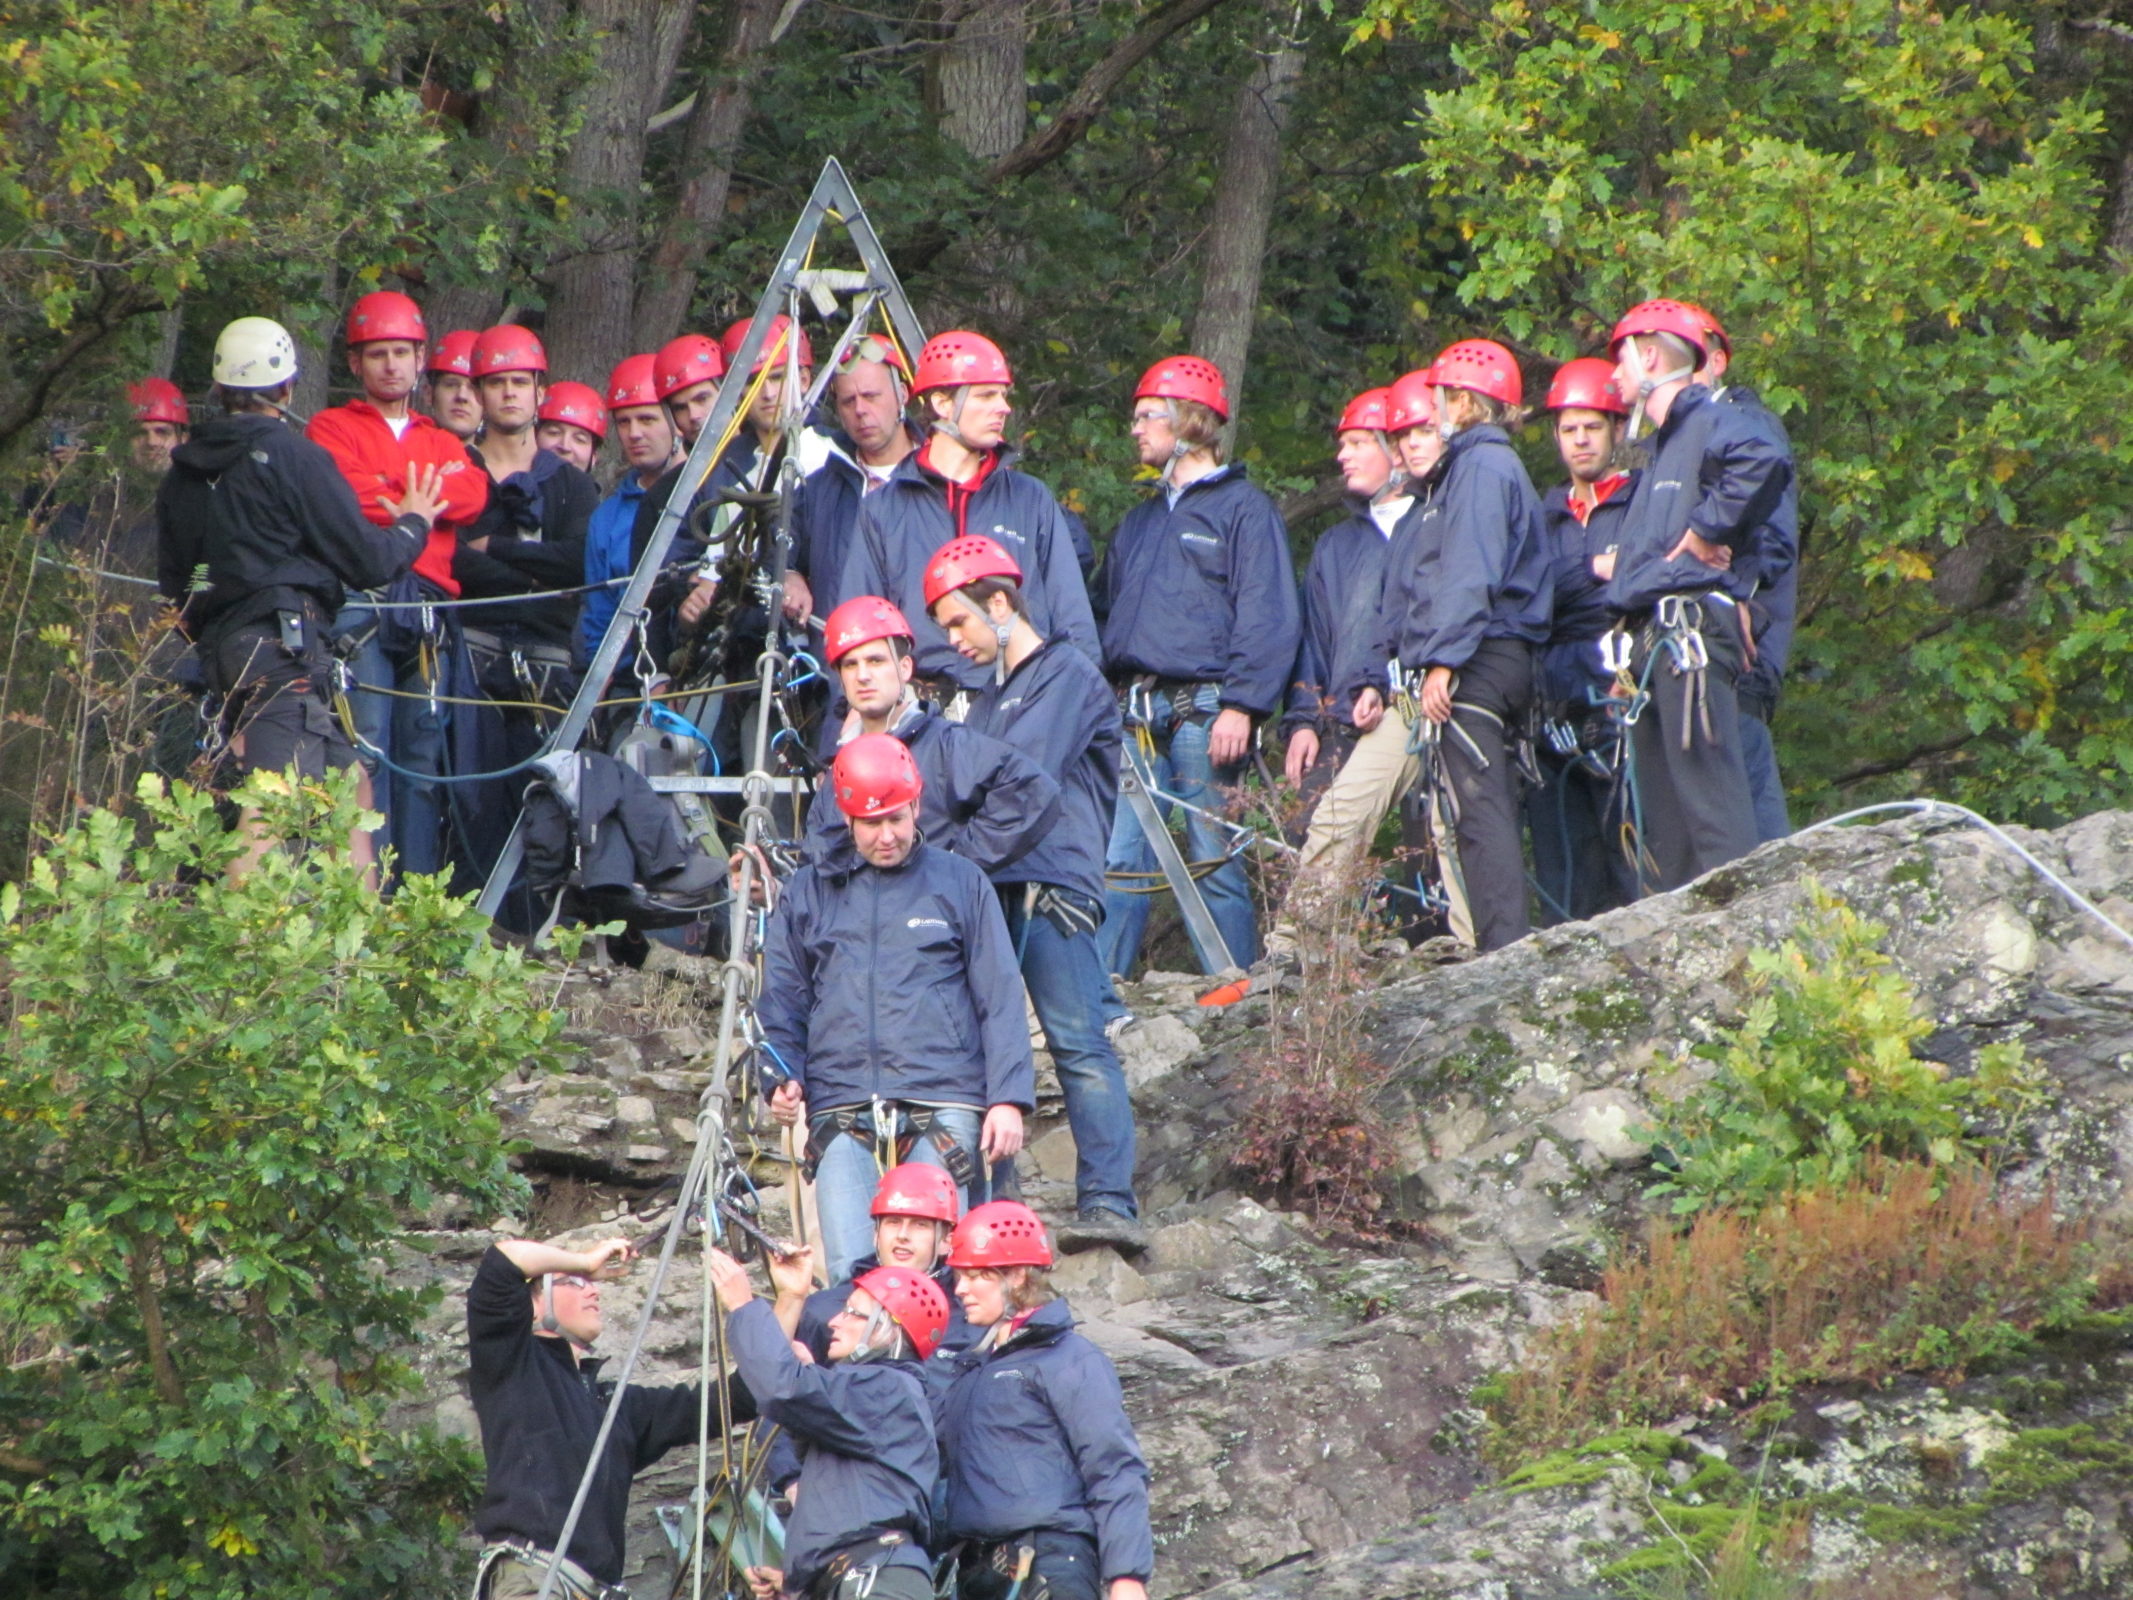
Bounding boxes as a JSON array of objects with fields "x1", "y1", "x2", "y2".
[{"x1": 212, "y1": 317, "x2": 299, "y2": 390}]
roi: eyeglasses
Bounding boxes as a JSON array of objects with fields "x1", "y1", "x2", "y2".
[{"x1": 552, "y1": 1274, "x2": 594, "y2": 1291}]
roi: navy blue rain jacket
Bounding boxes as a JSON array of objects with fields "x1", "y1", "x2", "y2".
[
  {"x1": 1607, "y1": 384, "x2": 1793, "y2": 616},
  {"x1": 1714, "y1": 386, "x2": 1801, "y2": 704},
  {"x1": 1282, "y1": 500, "x2": 1394, "y2": 736},
  {"x1": 961, "y1": 640, "x2": 1120, "y2": 905},
  {"x1": 1355, "y1": 426, "x2": 1551, "y2": 695},
  {"x1": 1096, "y1": 466, "x2": 1302, "y2": 717},
  {"x1": 802, "y1": 700, "x2": 1062, "y2": 881},
  {"x1": 725, "y1": 1298, "x2": 937, "y2": 1595},
  {"x1": 758, "y1": 835, "x2": 1037, "y2": 1112},
  {"x1": 1538, "y1": 473, "x2": 1637, "y2": 708},
  {"x1": 838, "y1": 448, "x2": 1100, "y2": 690},
  {"x1": 929, "y1": 1299, "x2": 1154, "y2": 1583}
]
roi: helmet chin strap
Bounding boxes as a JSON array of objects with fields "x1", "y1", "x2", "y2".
[
  {"x1": 843, "y1": 1305, "x2": 902, "y2": 1363},
  {"x1": 932, "y1": 384, "x2": 988, "y2": 452},
  {"x1": 1623, "y1": 360, "x2": 1696, "y2": 444},
  {"x1": 991, "y1": 620, "x2": 1014, "y2": 686},
  {"x1": 538, "y1": 1275, "x2": 562, "y2": 1335}
]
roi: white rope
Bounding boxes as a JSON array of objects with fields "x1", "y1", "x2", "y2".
[{"x1": 1792, "y1": 798, "x2": 2133, "y2": 953}]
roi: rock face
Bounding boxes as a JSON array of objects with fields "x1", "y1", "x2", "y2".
[{"x1": 408, "y1": 812, "x2": 2133, "y2": 1597}]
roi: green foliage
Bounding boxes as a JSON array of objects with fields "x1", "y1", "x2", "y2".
[
  {"x1": 1644, "y1": 890, "x2": 2043, "y2": 1215},
  {"x1": 0, "y1": 771, "x2": 556, "y2": 1597}
]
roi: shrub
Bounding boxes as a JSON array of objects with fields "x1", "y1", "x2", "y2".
[
  {"x1": 1644, "y1": 891, "x2": 2044, "y2": 1216},
  {"x1": 1484, "y1": 1160, "x2": 2092, "y2": 1464},
  {"x1": 0, "y1": 771, "x2": 560, "y2": 1597}
]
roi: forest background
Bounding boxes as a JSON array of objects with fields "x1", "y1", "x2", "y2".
[{"x1": 7, "y1": 0, "x2": 2133, "y2": 864}]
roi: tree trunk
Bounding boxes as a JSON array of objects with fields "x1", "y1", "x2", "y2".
[
  {"x1": 545, "y1": 0, "x2": 695, "y2": 380},
  {"x1": 1188, "y1": 0, "x2": 1305, "y2": 421},
  {"x1": 292, "y1": 263, "x2": 337, "y2": 420},
  {"x1": 933, "y1": 0, "x2": 1027, "y2": 161},
  {"x1": 422, "y1": 281, "x2": 507, "y2": 344},
  {"x1": 632, "y1": 0, "x2": 792, "y2": 351}
]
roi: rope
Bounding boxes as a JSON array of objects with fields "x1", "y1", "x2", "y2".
[{"x1": 31, "y1": 553, "x2": 697, "y2": 609}]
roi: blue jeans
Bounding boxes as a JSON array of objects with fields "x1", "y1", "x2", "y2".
[
  {"x1": 1099, "y1": 686, "x2": 1258, "y2": 982},
  {"x1": 813, "y1": 1104, "x2": 981, "y2": 1284},
  {"x1": 328, "y1": 602, "x2": 394, "y2": 852},
  {"x1": 1006, "y1": 894, "x2": 1138, "y2": 1217},
  {"x1": 1738, "y1": 708, "x2": 1791, "y2": 844},
  {"x1": 388, "y1": 624, "x2": 461, "y2": 880}
]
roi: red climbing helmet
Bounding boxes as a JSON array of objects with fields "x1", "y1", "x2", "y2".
[
  {"x1": 721, "y1": 314, "x2": 813, "y2": 376},
  {"x1": 1680, "y1": 301, "x2": 1730, "y2": 357},
  {"x1": 852, "y1": 1266, "x2": 951, "y2": 1360},
  {"x1": 654, "y1": 334, "x2": 726, "y2": 400},
  {"x1": 871, "y1": 1162, "x2": 961, "y2": 1225},
  {"x1": 912, "y1": 331, "x2": 1011, "y2": 394},
  {"x1": 1430, "y1": 339, "x2": 1522, "y2": 407},
  {"x1": 472, "y1": 324, "x2": 547, "y2": 377},
  {"x1": 1134, "y1": 354, "x2": 1230, "y2": 421},
  {"x1": 428, "y1": 330, "x2": 478, "y2": 377},
  {"x1": 923, "y1": 535, "x2": 1023, "y2": 610},
  {"x1": 947, "y1": 1200, "x2": 1054, "y2": 1269},
  {"x1": 538, "y1": 381, "x2": 608, "y2": 440},
  {"x1": 1544, "y1": 357, "x2": 1628, "y2": 416},
  {"x1": 128, "y1": 377, "x2": 188, "y2": 427},
  {"x1": 1336, "y1": 387, "x2": 1393, "y2": 436},
  {"x1": 1384, "y1": 369, "x2": 1439, "y2": 433},
  {"x1": 838, "y1": 333, "x2": 912, "y2": 379},
  {"x1": 831, "y1": 734, "x2": 923, "y2": 819},
  {"x1": 822, "y1": 595, "x2": 915, "y2": 666},
  {"x1": 1608, "y1": 299, "x2": 1711, "y2": 359},
  {"x1": 605, "y1": 354, "x2": 660, "y2": 411},
  {"x1": 346, "y1": 290, "x2": 426, "y2": 347}
]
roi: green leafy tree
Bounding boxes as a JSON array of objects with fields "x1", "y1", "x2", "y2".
[{"x1": 0, "y1": 772, "x2": 558, "y2": 1597}]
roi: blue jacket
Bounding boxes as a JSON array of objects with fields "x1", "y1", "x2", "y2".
[
  {"x1": 928, "y1": 1299, "x2": 1154, "y2": 1583},
  {"x1": 1096, "y1": 466, "x2": 1303, "y2": 717},
  {"x1": 1356, "y1": 425, "x2": 1551, "y2": 695},
  {"x1": 1714, "y1": 385, "x2": 1801, "y2": 704},
  {"x1": 961, "y1": 640, "x2": 1119, "y2": 904},
  {"x1": 1538, "y1": 473, "x2": 1637, "y2": 708},
  {"x1": 758, "y1": 835, "x2": 1036, "y2": 1112},
  {"x1": 838, "y1": 446, "x2": 1100, "y2": 690},
  {"x1": 793, "y1": 426, "x2": 925, "y2": 624},
  {"x1": 1607, "y1": 384, "x2": 1793, "y2": 616},
  {"x1": 581, "y1": 472, "x2": 650, "y2": 659},
  {"x1": 725, "y1": 1298, "x2": 937, "y2": 1594},
  {"x1": 803, "y1": 700, "x2": 1062, "y2": 881},
  {"x1": 1283, "y1": 499, "x2": 1397, "y2": 736}
]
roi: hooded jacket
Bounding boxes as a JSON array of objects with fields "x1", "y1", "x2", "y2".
[
  {"x1": 1606, "y1": 383, "x2": 1793, "y2": 617},
  {"x1": 1351, "y1": 425, "x2": 1551, "y2": 698},
  {"x1": 929, "y1": 1299, "x2": 1153, "y2": 1584},
  {"x1": 306, "y1": 399, "x2": 489, "y2": 595},
  {"x1": 1096, "y1": 465, "x2": 1303, "y2": 718},
  {"x1": 838, "y1": 446, "x2": 1099, "y2": 689},
  {"x1": 156, "y1": 412, "x2": 423, "y2": 641},
  {"x1": 725, "y1": 1298, "x2": 937, "y2": 1595},
  {"x1": 454, "y1": 447, "x2": 598, "y2": 648},
  {"x1": 961, "y1": 639, "x2": 1120, "y2": 905},
  {"x1": 1538, "y1": 472, "x2": 1636, "y2": 709},
  {"x1": 1713, "y1": 385, "x2": 1801, "y2": 706},
  {"x1": 467, "y1": 1245, "x2": 746, "y2": 1584},
  {"x1": 1283, "y1": 500, "x2": 1395, "y2": 736},
  {"x1": 758, "y1": 835, "x2": 1037, "y2": 1113},
  {"x1": 803, "y1": 699, "x2": 1062, "y2": 882}
]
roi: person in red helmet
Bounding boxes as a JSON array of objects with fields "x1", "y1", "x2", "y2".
[
  {"x1": 708, "y1": 1241, "x2": 946, "y2": 1600},
  {"x1": 838, "y1": 330, "x2": 1098, "y2": 699},
  {"x1": 1095, "y1": 354, "x2": 1300, "y2": 982},
  {"x1": 533, "y1": 380, "x2": 606, "y2": 473},
  {"x1": 790, "y1": 335, "x2": 921, "y2": 630},
  {"x1": 580, "y1": 354, "x2": 677, "y2": 661},
  {"x1": 932, "y1": 1201, "x2": 1153, "y2": 1600},
  {"x1": 128, "y1": 377, "x2": 189, "y2": 474},
  {"x1": 788, "y1": 1162, "x2": 976, "y2": 1365},
  {"x1": 307, "y1": 289, "x2": 490, "y2": 879},
  {"x1": 1603, "y1": 298, "x2": 1791, "y2": 890},
  {"x1": 425, "y1": 329, "x2": 484, "y2": 441},
  {"x1": 1527, "y1": 357, "x2": 1639, "y2": 923},
  {"x1": 757, "y1": 733, "x2": 1036, "y2": 1283},
  {"x1": 926, "y1": 535, "x2": 1143, "y2": 1251},
  {"x1": 801, "y1": 592, "x2": 1060, "y2": 880}
]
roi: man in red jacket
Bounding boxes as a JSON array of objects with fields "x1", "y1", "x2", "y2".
[{"x1": 308, "y1": 290, "x2": 489, "y2": 879}]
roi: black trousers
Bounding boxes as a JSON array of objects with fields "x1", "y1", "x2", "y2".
[
  {"x1": 1525, "y1": 751, "x2": 1635, "y2": 926},
  {"x1": 1626, "y1": 598, "x2": 1759, "y2": 892},
  {"x1": 1440, "y1": 637, "x2": 1533, "y2": 952},
  {"x1": 956, "y1": 1530, "x2": 1101, "y2": 1600}
]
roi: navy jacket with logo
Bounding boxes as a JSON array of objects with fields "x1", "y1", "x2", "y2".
[
  {"x1": 802, "y1": 700, "x2": 1061, "y2": 881},
  {"x1": 1606, "y1": 383, "x2": 1793, "y2": 617},
  {"x1": 928, "y1": 1299, "x2": 1154, "y2": 1583},
  {"x1": 838, "y1": 448, "x2": 1099, "y2": 690},
  {"x1": 758, "y1": 834, "x2": 1036, "y2": 1113},
  {"x1": 725, "y1": 1298, "x2": 937, "y2": 1595},
  {"x1": 1538, "y1": 473, "x2": 1637, "y2": 709},
  {"x1": 1352, "y1": 425, "x2": 1551, "y2": 697},
  {"x1": 1283, "y1": 499, "x2": 1396, "y2": 736},
  {"x1": 1096, "y1": 466, "x2": 1302, "y2": 718},
  {"x1": 961, "y1": 640, "x2": 1120, "y2": 905}
]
